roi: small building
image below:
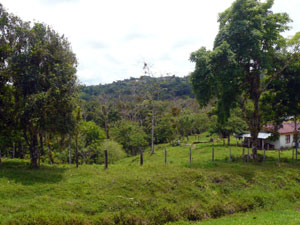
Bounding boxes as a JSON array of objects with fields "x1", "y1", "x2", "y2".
[
  {"x1": 242, "y1": 132, "x2": 273, "y2": 149},
  {"x1": 242, "y1": 122, "x2": 300, "y2": 150}
]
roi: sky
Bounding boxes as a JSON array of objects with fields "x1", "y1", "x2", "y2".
[{"x1": 1, "y1": 0, "x2": 300, "y2": 85}]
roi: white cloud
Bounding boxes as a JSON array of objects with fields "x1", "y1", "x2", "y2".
[{"x1": 1, "y1": 0, "x2": 299, "y2": 85}]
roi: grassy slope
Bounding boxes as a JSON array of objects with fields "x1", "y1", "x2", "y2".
[
  {"x1": 1, "y1": 135, "x2": 300, "y2": 224},
  {"x1": 169, "y1": 209, "x2": 300, "y2": 225}
]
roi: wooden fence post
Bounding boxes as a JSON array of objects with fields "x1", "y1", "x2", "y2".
[
  {"x1": 140, "y1": 148, "x2": 143, "y2": 166},
  {"x1": 104, "y1": 150, "x2": 108, "y2": 169},
  {"x1": 189, "y1": 147, "x2": 192, "y2": 165},
  {"x1": 242, "y1": 148, "x2": 245, "y2": 162},
  {"x1": 296, "y1": 144, "x2": 298, "y2": 161},
  {"x1": 292, "y1": 148, "x2": 294, "y2": 160},
  {"x1": 165, "y1": 147, "x2": 167, "y2": 164}
]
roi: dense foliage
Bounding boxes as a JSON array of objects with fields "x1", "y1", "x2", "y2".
[{"x1": 80, "y1": 75, "x2": 194, "y2": 102}]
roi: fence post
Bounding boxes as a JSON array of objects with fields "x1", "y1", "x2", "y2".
[
  {"x1": 212, "y1": 144, "x2": 215, "y2": 161},
  {"x1": 140, "y1": 148, "x2": 143, "y2": 166},
  {"x1": 278, "y1": 149, "x2": 280, "y2": 163},
  {"x1": 247, "y1": 148, "x2": 250, "y2": 162},
  {"x1": 262, "y1": 140, "x2": 265, "y2": 162},
  {"x1": 165, "y1": 147, "x2": 167, "y2": 164},
  {"x1": 292, "y1": 148, "x2": 294, "y2": 160},
  {"x1": 189, "y1": 147, "x2": 192, "y2": 165},
  {"x1": 229, "y1": 148, "x2": 231, "y2": 162},
  {"x1": 242, "y1": 148, "x2": 245, "y2": 162},
  {"x1": 247, "y1": 139, "x2": 250, "y2": 162},
  {"x1": 296, "y1": 145, "x2": 298, "y2": 161},
  {"x1": 104, "y1": 150, "x2": 108, "y2": 169}
]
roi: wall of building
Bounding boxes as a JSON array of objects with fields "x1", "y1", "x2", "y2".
[{"x1": 270, "y1": 134, "x2": 299, "y2": 149}]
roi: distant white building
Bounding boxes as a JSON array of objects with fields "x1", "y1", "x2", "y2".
[{"x1": 242, "y1": 122, "x2": 300, "y2": 150}]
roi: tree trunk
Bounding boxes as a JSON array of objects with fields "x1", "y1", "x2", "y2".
[
  {"x1": 227, "y1": 135, "x2": 230, "y2": 146},
  {"x1": 75, "y1": 134, "x2": 79, "y2": 168},
  {"x1": 29, "y1": 134, "x2": 39, "y2": 169},
  {"x1": 104, "y1": 121, "x2": 110, "y2": 139},
  {"x1": 102, "y1": 106, "x2": 110, "y2": 139},
  {"x1": 151, "y1": 107, "x2": 154, "y2": 154},
  {"x1": 18, "y1": 141, "x2": 24, "y2": 159},
  {"x1": 37, "y1": 133, "x2": 43, "y2": 167},
  {"x1": 248, "y1": 93, "x2": 260, "y2": 161},
  {"x1": 12, "y1": 142, "x2": 15, "y2": 159},
  {"x1": 68, "y1": 136, "x2": 72, "y2": 164},
  {"x1": 46, "y1": 134, "x2": 54, "y2": 164},
  {"x1": 39, "y1": 133, "x2": 44, "y2": 155},
  {"x1": 294, "y1": 116, "x2": 298, "y2": 150}
]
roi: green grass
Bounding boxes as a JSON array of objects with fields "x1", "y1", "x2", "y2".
[
  {"x1": 168, "y1": 209, "x2": 300, "y2": 225},
  {"x1": 1, "y1": 135, "x2": 300, "y2": 224}
]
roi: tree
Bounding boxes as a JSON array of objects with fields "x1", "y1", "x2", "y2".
[
  {"x1": 9, "y1": 22, "x2": 78, "y2": 168},
  {"x1": 0, "y1": 4, "x2": 24, "y2": 161},
  {"x1": 154, "y1": 114, "x2": 176, "y2": 144},
  {"x1": 143, "y1": 62, "x2": 160, "y2": 154},
  {"x1": 77, "y1": 121, "x2": 106, "y2": 164},
  {"x1": 111, "y1": 120, "x2": 148, "y2": 155},
  {"x1": 190, "y1": 0, "x2": 293, "y2": 160},
  {"x1": 261, "y1": 35, "x2": 300, "y2": 145},
  {"x1": 210, "y1": 108, "x2": 248, "y2": 145},
  {"x1": 178, "y1": 113, "x2": 194, "y2": 141}
]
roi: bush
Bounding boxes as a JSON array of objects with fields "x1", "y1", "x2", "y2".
[
  {"x1": 111, "y1": 120, "x2": 149, "y2": 155},
  {"x1": 100, "y1": 140, "x2": 126, "y2": 163}
]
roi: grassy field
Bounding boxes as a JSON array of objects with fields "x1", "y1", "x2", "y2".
[
  {"x1": 1, "y1": 135, "x2": 300, "y2": 224},
  {"x1": 169, "y1": 209, "x2": 300, "y2": 225}
]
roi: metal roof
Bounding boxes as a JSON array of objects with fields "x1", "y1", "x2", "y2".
[
  {"x1": 263, "y1": 122, "x2": 300, "y2": 134},
  {"x1": 242, "y1": 132, "x2": 272, "y2": 140}
]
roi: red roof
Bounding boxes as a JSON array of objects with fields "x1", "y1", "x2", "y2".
[{"x1": 263, "y1": 122, "x2": 300, "y2": 134}]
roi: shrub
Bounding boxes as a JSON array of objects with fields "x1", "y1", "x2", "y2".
[{"x1": 100, "y1": 139, "x2": 126, "y2": 163}]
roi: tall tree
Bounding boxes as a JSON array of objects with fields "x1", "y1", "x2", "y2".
[
  {"x1": 190, "y1": 0, "x2": 293, "y2": 159},
  {"x1": 261, "y1": 34, "x2": 300, "y2": 145},
  {"x1": 10, "y1": 22, "x2": 77, "y2": 168}
]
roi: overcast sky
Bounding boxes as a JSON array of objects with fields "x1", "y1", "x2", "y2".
[{"x1": 1, "y1": 0, "x2": 300, "y2": 85}]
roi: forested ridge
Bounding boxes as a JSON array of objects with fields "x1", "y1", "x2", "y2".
[{"x1": 80, "y1": 75, "x2": 194, "y2": 102}]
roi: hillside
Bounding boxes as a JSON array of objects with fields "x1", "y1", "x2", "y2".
[
  {"x1": 80, "y1": 75, "x2": 194, "y2": 102},
  {"x1": 1, "y1": 135, "x2": 300, "y2": 225}
]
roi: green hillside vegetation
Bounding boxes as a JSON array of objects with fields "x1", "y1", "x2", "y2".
[
  {"x1": 1, "y1": 135, "x2": 300, "y2": 225},
  {"x1": 80, "y1": 76, "x2": 194, "y2": 102}
]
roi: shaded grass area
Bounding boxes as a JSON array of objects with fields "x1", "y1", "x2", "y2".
[{"x1": 1, "y1": 135, "x2": 300, "y2": 224}]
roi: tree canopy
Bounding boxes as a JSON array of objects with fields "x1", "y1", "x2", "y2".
[
  {"x1": 190, "y1": 0, "x2": 297, "y2": 159},
  {"x1": 0, "y1": 4, "x2": 78, "y2": 168}
]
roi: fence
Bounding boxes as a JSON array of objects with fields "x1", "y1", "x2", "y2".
[{"x1": 102, "y1": 144, "x2": 299, "y2": 169}]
